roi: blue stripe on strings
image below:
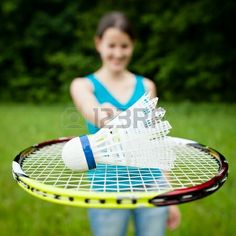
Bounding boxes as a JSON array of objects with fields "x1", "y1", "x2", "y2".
[{"x1": 80, "y1": 136, "x2": 96, "y2": 170}]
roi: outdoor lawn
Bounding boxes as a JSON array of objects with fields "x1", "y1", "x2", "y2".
[{"x1": 0, "y1": 101, "x2": 235, "y2": 236}]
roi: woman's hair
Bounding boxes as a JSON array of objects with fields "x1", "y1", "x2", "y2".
[{"x1": 96, "y1": 11, "x2": 135, "y2": 40}]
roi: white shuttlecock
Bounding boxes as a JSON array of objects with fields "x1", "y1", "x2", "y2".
[{"x1": 62, "y1": 94, "x2": 176, "y2": 172}]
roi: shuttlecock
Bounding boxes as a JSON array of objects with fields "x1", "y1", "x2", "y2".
[{"x1": 62, "y1": 94, "x2": 175, "y2": 172}]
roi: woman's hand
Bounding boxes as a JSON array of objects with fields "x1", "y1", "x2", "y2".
[{"x1": 167, "y1": 205, "x2": 181, "y2": 230}]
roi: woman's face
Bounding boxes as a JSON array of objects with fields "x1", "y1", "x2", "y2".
[{"x1": 95, "y1": 27, "x2": 134, "y2": 73}]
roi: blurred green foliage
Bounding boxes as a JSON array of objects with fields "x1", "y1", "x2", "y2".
[{"x1": 0, "y1": 0, "x2": 235, "y2": 102}]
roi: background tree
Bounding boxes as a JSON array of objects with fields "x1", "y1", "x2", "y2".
[{"x1": 0, "y1": 0, "x2": 235, "y2": 102}]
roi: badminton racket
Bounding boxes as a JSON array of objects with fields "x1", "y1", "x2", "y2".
[{"x1": 12, "y1": 136, "x2": 228, "y2": 208}]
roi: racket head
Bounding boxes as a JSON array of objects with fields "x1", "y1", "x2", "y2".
[{"x1": 12, "y1": 136, "x2": 228, "y2": 208}]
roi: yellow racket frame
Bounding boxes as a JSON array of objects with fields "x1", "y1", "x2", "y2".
[{"x1": 17, "y1": 176, "x2": 167, "y2": 208}]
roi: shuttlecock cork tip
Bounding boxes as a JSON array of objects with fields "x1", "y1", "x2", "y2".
[{"x1": 62, "y1": 136, "x2": 96, "y2": 171}]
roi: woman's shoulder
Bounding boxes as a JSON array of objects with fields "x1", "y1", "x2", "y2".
[
  {"x1": 70, "y1": 76, "x2": 93, "y2": 93},
  {"x1": 142, "y1": 77, "x2": 157, "y2": 97},
  {"x1": 135, "y1": 74, "x2": 155, "y2": 89},
  {"x1": 143, "y1": 77, "x2": 155, "y2": 88},
  {"x1": 134, "y1": 74, "x2": 154, "y2": 85}
]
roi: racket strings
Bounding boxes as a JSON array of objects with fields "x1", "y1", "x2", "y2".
[
  {"x1": 21, "y1": 141, "x2": 220, "y2": 193},
  {"x1": 87, "y1": 165, "x2": 166, "y2": 192},
  {"x1": 169, "y1": 144, "x2": 219, "y2": 187}
]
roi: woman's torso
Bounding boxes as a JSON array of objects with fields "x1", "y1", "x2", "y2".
[{"x1": 85, "y1": 73, "x2": 146, "y2": 134}]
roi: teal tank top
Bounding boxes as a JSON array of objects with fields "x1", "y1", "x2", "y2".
[
  {"x1": 84, "y1": 73, "x2": 162, "y2": 191},
  {"x1": 85, "y1": 73, "x2": 146, "y2": 134}
]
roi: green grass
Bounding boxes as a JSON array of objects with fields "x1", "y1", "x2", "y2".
[{"x1": 0, "y1": 102, "x2": 236, "y2": 236}]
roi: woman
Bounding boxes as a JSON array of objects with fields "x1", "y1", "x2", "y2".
[{"x1": 70, "y1": 11, "x2": 181, "y2": 236}]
